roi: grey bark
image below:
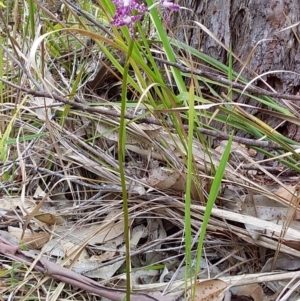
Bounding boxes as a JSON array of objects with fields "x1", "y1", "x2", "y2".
[{"x1": 173, "y1": 0, "x2": 300, "y2": 139}]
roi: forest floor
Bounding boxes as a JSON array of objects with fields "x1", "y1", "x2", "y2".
[{"x1": 1, "y1": 1, "x2": 300, "y2": 301}]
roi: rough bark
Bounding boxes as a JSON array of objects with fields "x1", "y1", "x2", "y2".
[{"x1": 173, "y1": 0, "x2": 300, "y2": 139}]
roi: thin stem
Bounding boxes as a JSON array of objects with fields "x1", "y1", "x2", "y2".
[{"x1": 119, "y1": 38, "x2": 135, "y2": 301}]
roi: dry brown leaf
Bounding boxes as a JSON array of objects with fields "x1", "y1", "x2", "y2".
[
  {"x1": 8, "y1": 226, "x2": 50, "y2": 249},
  {"x1": 231, "y1": 284, "x2": 263, "y2": 301},
  {"x1": 147, "y1": 167, "x2": 181, "y2": 189},
  {"x1": 74, "y1": 258, "x2": 124, "y2": 279},
  {"x1": 56, "y1": 209, "x2": 126, "y2": 245},
  {"x1": 0, "y1": 196, "x2": 35, "y2": 212},
  {"x1": 57, "y1": 222, "x2": 124, "y2": 245},
  {"x1": 146, "y1": 166, "x2": 199, "y2": 198},
  {"x1": 43, "y1": 238, "x2": 90, "y2": 264},
  {"x1": 187, "y1": 279, "x2": 227, "y2": 301},
  {"x1": 274, "y1": 184, "x2": 298, "y2": 202},
  {"x1": 34, "y1": 212, "x2": 65, "y2": 226}
]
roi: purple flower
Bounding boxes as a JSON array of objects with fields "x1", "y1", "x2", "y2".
[
  {"x1": 111, "y1": 0, "x2": 148, "y2": 37},
  {"x1": 111, "y1": 0, "x2": 180, "y2": 38}
]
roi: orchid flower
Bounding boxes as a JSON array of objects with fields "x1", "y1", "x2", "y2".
[{"x1": 111, "y1": 0, "x2": 180, "y2": 37}]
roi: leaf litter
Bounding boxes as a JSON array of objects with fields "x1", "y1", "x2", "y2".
[
  {"x1": 2, "y1": 116, "x2": 300, "y2": 301},
  {"x1": 1, "y1": 91, "x2": 300, "y2": 300}
]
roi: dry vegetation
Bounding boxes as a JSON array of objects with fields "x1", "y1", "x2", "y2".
[{"x1": 1, "y1": 1, "x2": 300, "y2": 301}]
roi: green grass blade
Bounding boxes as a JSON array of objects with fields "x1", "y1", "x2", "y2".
[
  {"x1": 184, "y1": 79, "x2": 195, "y2": 293},
  {"x1": 192, "y1": 134, "x2": 233, "y2": 299}
]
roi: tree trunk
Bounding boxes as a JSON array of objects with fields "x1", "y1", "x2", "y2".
[{"x1": 174, "y1": 0, "x2": 300, "y2": 140}]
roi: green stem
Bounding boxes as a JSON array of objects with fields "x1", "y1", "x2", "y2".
[{"x1": 119, "y1": 38, "x2": 135, "y2": 301}]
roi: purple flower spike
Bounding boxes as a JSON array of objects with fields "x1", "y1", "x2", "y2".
[
  {"x1": 111, "y1": 0, "x2": 148, "y2": 37},
  {"x1": 111, "y1": 0, "x2": 180, "y2": 38}
]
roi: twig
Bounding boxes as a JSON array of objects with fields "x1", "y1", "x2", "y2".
[
  {"x1": 63, "y1": 0, "x2": 113, "y2": 37},
  {"x1": 154, "y1": 57, "x2": 300, "y2": 102},
  {"x1": 197, "y1": 128, "x2": 300, "y2": 149}
]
